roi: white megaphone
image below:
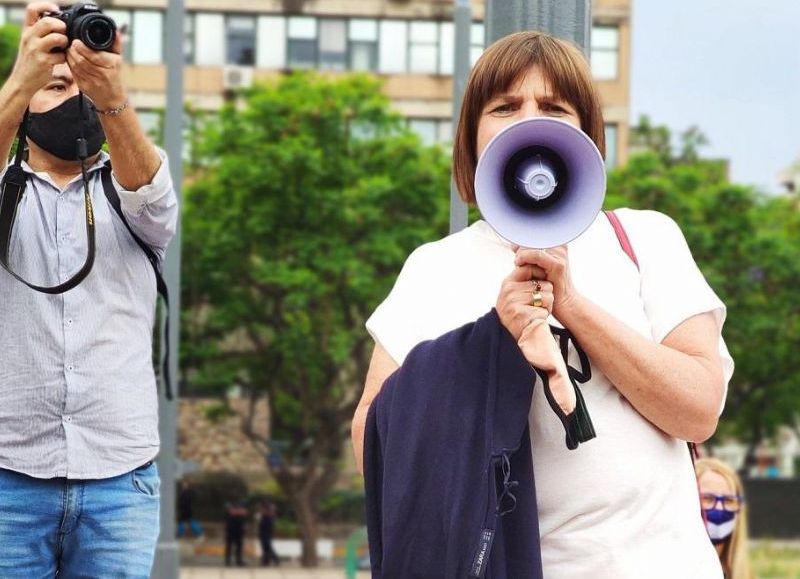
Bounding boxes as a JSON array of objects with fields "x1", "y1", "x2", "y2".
[{"x1": 474, "y1": 117, "x2": 606, "y2": 248}]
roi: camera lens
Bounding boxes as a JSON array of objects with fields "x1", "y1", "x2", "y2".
[{"x1": 78, "y1": 14, "x2": 116, "y2": 51}]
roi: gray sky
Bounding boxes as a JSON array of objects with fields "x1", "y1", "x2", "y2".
[{"x1": 630, "y1": 0, "x2": 800, "y2": 192}]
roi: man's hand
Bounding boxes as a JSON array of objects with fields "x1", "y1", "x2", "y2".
[
  {"x1": 9, "y1": 2, "x2": 68, "y2": 96},
  {"x1": 66, "y1": 34, "x2": 126, "y2": 111}
]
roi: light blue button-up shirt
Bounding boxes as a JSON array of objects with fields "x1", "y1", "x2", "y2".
[{"x1": 0, "y1": 149, "x2": 177, "y2": 479}]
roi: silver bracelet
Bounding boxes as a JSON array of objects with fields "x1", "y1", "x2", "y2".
[{"x1": 96, "y1": 99, "x2": 130, "y2": 117}]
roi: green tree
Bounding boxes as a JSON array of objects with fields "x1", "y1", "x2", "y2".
[
  {"x1": 607, "y1": 118, "x2": 800, "y2": 465},
  {"x1": 181, "y1": 72, "x2": 449, "y2": 565},
  {"x1": 0, "y1": 24, "x2": 19, "y2": 81}
]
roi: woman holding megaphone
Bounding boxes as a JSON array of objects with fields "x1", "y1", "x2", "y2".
[{"x1": 353, "y1": 31, "x2": 732, "y2": 579}]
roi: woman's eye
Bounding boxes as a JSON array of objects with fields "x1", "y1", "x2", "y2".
[
  {"x1": 542, "y1": 103, "x2": 567, "y2": 114},
  {"x1": 49, "y1": 85, "x2": 66, "y2": 92},
  {"x1": 490, "y1": 103, "x2": 516, "y2": 115}
]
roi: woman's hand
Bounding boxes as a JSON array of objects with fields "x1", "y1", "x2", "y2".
[
  {"x1": 513, "y1": 245, "x2": 579, "y2": 320},
  {"x1": 497, "y1": 246, "x2": 577, "y2": 416},
  {"x1": 495, "y1": 260, "x2": 553, "y2": 341},
  {"x1": 518, "y1": 319, "x2": 576, "y2": 414}
]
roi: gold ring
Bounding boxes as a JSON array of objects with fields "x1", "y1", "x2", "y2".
[{"x1": 532, "y1": 292, "x2": 544, "y2": 308}]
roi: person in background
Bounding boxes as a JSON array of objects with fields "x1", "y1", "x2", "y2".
[
  {"x1": 258, "y1": 501, "x2": 281, "y2": 567},
  {"x1": 177, "y1": 480, "x2": 204, "y2": 539},
  {"x1": 224, "y1": 495, "x2": 248, "y2": 567},
  {"x1": 696, "y1": 458, "x2": 754, "y2": 579}
]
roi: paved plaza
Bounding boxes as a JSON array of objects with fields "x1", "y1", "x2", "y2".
[{"x1": 180, "y1": 568, "x2": 369, "y2": 579}]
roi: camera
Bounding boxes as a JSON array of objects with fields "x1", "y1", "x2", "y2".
[{"x1": 45, "y1": 3, "x2": 116, "y2": 52}]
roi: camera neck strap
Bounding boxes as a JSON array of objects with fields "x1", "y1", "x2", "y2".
[{"x1": 0, "y1": 100, "x2": 97, "y2": 294}]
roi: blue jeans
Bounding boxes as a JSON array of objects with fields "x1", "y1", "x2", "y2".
[
  {"x1": 177, "y1": 518, "x2": 203, "y2": 537},
  {"x1": 0, "y1": 462, "x2": 161, "y2": 578}
]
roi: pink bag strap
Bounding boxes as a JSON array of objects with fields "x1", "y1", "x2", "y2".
[
  {"x1": 604, "y1": 210, "x2": 702, "y2": 502},
  {"x1": 604, "y1": 210, "x2": 639, "y2": 270}
]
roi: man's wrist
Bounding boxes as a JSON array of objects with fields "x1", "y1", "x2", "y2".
[
  {"x1": 95, "y1": 98, "x2": 130, "y2": 117},
  {"x1": 2, "y1": 75, "x2": 37, "y2": 109}
]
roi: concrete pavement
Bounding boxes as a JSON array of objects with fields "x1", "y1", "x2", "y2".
[{"x1": 180, "y1": 568, "x2": 369, "y2": 579}]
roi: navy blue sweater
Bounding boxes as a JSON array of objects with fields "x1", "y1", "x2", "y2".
[{"x1": 364, "y1": 309, "x2": 544, "y2": 579}]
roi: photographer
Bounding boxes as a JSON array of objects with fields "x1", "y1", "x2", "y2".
[{"x1": 0, "y1": 2, "x2": 176, "y2": 576}]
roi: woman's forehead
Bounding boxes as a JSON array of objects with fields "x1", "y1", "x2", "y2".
[
  {"x1": 486, "y1": 68, "x2": 565, "y2": 103},
  {"x1": 699, "y1": 470, "x2": 734, "y2": 492}
]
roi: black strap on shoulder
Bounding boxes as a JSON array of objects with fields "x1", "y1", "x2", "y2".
[
  {"x1": 0, "y1": 108, "x2": 97, "y2": 294},
  {"x1": 100, "y1": 162, "x2": 173, "y2": 400}
]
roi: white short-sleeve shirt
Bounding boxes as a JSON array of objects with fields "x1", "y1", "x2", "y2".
[{"x1": 366, "y1": 209, "x2": 733, "y2": 579}]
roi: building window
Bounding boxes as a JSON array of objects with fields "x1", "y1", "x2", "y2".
[
  {"x1": 348, "y1": 18, "x2": 377, "y2": 72},
  {"x1": 227, "y1": 15, "x2": 256, "y2": 65},
  {"x1": 105, "y1": 9, "x2": 132, "y2": 62},
  {"x1": 378, "y1": 20, "x2": 407, "y2": 73},
  {"x1": 287, "y1": 16, "x2": 317, "y2": 69},
  {"x1": 409, "y1": 118, "x2": 453, "y2": 146},
  {"x1": 604, "y1": 123, "x2": 618, "y2": 168},
  {"x1": 409, "y1": 21, "x2": 438, "y2": 74},
  {"x1": 7, "y1": 6, "x2": 24, "y2": 25},
  {"x1": 471, "y1": 22, "x2": 485, "y2": 66},
  {"x1": 184, "y1": 13, "x2": 194, "y2": 64},
  {"x1": 138, "y1": 109, "x2": 161, "y2": 142},
  {"x1": 257, "y1": 16, "x2": 286, "y2": 69},
  {"x1": 438, "y1": 119, "x2": 453, "y2": 145},
  {"x1": 132, "y1": 10, "x2": 163, "y2": 65},
  {"x1": 591, "y1": 25, "x2": 619, "y2": 80},
  {"x1": 194, "y1": 13, "x2": 225, "y2": 66},
  {"x1": 319, "y1": 19, "x2": 346, "y2": 71},
  {"x1": 439, "y1": 21, "x2": 454, "y2": 75}
]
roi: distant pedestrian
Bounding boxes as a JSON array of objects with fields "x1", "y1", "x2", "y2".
[
  {"x1": 696, "y1": 458, "x2": 754, "y2": 579},
  {"x1": 224, "y1": 496, "x2": 248, "y2": 567},
  {"x1": 177, "y1": 480, "x2": 204, "y2": 539},
  {"x1": 258, "y1": 501, "x2": 281, "y2": 567}
]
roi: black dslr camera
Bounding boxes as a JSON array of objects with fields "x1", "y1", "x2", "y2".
[{"x1": 45, "y1": 3, "x2": 116, "y2": 52}]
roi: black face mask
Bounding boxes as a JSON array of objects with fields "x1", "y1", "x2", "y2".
[{"x1": 26, "y1": 95, "x2": 106, "y2": 162}]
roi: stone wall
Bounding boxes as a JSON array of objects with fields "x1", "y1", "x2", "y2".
[{"x1": 178, "y1": 397, "x2": 271, "y2": 475}]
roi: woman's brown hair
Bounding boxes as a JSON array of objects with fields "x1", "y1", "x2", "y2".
[{"x1": 453, "y1": 31, "x2": 606, "y2": 204}]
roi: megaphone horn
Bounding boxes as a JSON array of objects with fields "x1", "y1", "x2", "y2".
[{"x1": 474, "y1": 117, "x2": 606, "y2": 249}]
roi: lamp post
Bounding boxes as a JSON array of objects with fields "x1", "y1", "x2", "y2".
[{"x1": 151, "y1": 0, "x2": 183, "y2": 577}]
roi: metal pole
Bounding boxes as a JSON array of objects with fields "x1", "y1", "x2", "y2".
[
  {"x1": 152, "y1": 0, "x2": 183, "y2": 577},
  {"x1": 449, "y1": 0, "x2": 472, "y2": 234},
  {"x1": 486, "y1": 0, "x2": 591, "y2": 52}
]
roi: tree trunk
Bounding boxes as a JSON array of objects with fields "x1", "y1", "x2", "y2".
[{"x1": 291, "y1": 490, "x2": 320, "y2": 567}]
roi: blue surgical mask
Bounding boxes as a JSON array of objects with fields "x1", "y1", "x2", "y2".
[{"x1": 704, "y1": 508, "x2": 736, "y2": 544}]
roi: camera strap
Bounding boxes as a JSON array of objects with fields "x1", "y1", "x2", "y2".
[
  {"x1": 0, "y1": 107, "x2": 96, "y2": 294},
  {"x1": 100, "y1": 162, "x2": 173, "y2": 400}
]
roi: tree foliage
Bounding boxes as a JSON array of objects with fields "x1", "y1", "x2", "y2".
[
  {"x1": 607, "y1": 117, "x2": 800, "y2": 455},
  {"x1": 0, "y1": 24, "x2": 19, "y2": 81},
  {"x1": 181, "y1": 72, "x2": 449, "y2": 564}
]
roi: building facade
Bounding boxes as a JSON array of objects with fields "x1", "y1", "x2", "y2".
[{"x1": 0, "y1": 0, "x2": 630, "y2": 166}]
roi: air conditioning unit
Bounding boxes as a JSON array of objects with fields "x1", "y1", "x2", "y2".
[{"x1": 223, "y1": 66, "x2": 254, "y2": 90}]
